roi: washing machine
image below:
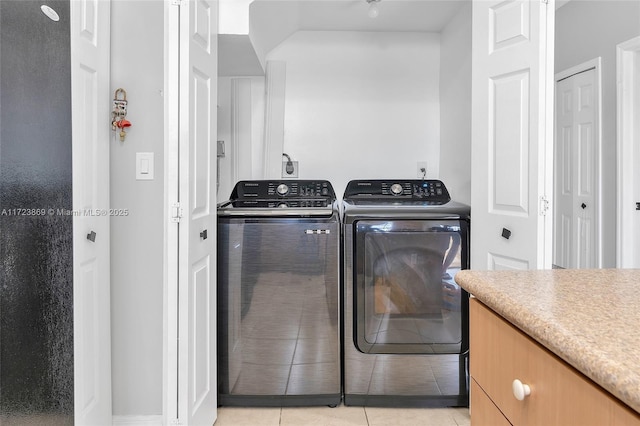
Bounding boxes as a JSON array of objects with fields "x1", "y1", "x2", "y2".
[
  {"x1": 217, "y1": 180, "x2": 341, "y2": 406},
  {"x1": 342, "y1": 179, "x2": 470, "y2": 407}
]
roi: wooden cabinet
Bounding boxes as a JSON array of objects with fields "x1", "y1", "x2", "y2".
[{"x1": 469, "y1": 298, "x2": 640, "y2": 426}]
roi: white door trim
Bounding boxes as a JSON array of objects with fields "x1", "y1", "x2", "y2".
[
  {"x1": 554, "y1": 57, "x2": 603, "y2": 268},
  {"x1": 163, "y1": 1, "x2": 180, "y2": 423},
  {"x1": 616, "y1": 36, "x2": 640, "y2": 268}
]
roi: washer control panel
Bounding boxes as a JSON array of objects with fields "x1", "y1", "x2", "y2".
[
  {"x1": 231, "y1": 199, "x2": 332, "y2": 208},
  {"x1": 231, "y1": 180, "x2": 336, "y2": 200},
  {"x1": 344, "y1": 180, "x2": 450, "y2": 202}
]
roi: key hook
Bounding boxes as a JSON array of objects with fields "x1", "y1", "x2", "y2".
[{"x1": 112, "y1": 88, "x2": 131, "y2": 141}]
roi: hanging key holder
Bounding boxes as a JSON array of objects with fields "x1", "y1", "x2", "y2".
[{"x1": 111, "y1": 88, "x2": 132, "y2": 142}]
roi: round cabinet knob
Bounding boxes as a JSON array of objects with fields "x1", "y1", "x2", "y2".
[
  {"x1": 390, "y1": 183, "x2": 403, "y2": 195},
  {"x1": 276, "y1": 183, "x2": 289, "y2": 195},
  {"x1": 512, "y1": 379, "x2": 531, "y2": 401}
]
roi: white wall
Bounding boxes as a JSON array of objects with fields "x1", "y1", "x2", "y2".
[
  {"x1": 110, "y1": 0, "x2": 164, "y2": 416},
  {"x1": 555, "y1": 0, "x2": 640, "y2": 268},
  {"x1": 265, "y1": 31, "x2": 441, "y2": 198},
  {"x1": 439, "y1": 2, "x2": 472, "y2": 205}
]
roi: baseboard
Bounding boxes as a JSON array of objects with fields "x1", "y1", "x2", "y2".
[{"x1": 112, "y1": 415, "x2": 163, "y2": 426}]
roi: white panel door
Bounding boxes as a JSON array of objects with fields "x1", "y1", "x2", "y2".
[
  {"x1": 471, "y1": 0, "x2": 554, "y2": 270},
  {"x1": 177, "y1": 0, "x2": 218, "y2": 424},
  {"x1": 616, "y1": 36, "x2": 640, "y2": 268},
  {"x1": 70, "y1": 0, "x2": 112, "y2": 424},
  {"x1": 554, "y1": 69, "x2": 597, "y2": 269}
]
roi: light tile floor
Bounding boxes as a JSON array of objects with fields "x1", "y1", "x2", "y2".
[{"x1": 215, "y1": 405, "x2": 470, "y2": 426}]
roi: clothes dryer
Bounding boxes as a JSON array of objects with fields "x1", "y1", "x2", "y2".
[{"x1": 342, "y1": 179, "x2": 470, "y2": 407}]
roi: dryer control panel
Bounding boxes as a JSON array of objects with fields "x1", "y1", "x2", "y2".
[{"x1": 343, "y1": 180, "x2": 451, "y2": 202}]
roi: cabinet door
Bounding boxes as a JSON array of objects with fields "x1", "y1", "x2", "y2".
[
  {"x1": 470, "y1": 299, "x2": 640, "y2": 425},
  {"x1": 470, "y1": 379, "x2": 511, "y2": 426}
]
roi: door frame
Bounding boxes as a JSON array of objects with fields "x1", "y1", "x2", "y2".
[
  {"x1": 553, "y1": 58, "x2": 603, "y2": 268},
  {"x1": 616, "y1": 36, "x2": 640, "y2": 268},
  {"x1": 163, "y1": 0, "x2": 180, "y2": 422}
]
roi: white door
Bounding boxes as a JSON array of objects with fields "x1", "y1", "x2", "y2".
[
  {"x1": 177, "y1": 0, "x2": 218, "y2": 424},
  {"x1": 70, "y1": 0, "x2": 112, "y2": 424},
  {"x1": 616, "y1": 36, "x2": 640, "y2": 268},
  {"x1": 554, "y1": 68, "x2": 597, "y2": 269},
  {"x1": 471, "y1": 0, "x2": 555, "y2": 270}
]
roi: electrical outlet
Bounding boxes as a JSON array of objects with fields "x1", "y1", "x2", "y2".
[
  {"x1": 417, "y1": 161, "x2": 427, "y2": 179},
  {"x1": 282, "y1": 161, "x2": 299, "y2": 178}
]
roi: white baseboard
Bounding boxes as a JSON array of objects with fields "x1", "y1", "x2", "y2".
[{"x1": 112, "y1": 415, "x2": 163, "y2": 426}]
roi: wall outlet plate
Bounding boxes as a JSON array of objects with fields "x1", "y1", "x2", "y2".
[{"x1": 282, "y1": 161, "x2": 299, "y2": 178}]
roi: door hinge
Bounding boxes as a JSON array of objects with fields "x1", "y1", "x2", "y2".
[
  {"x1": 171, "y1": 0, "x2": 186, "y2": 6},
  {"x1": 171, "y1": 202, "x2": 184, "y2": 223},
  {"x1": 541, "y1": 0, "x2": 549, "y2": 4},
  {"x1": 540, "y1": 196, "x2": 550, "y2": 216}
]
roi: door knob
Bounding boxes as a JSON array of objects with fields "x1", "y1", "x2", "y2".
[
  {"x1": 87, "y1": 231, "x2": 96, "y2": 242},
  {"x1": 200, "y1": 229, "x2": 208, "y2": 240},
  {"x1": 581, "y1": 203, "x2": 587, "y2": 209}
]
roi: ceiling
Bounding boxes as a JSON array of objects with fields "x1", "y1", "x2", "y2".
[
  {"x1": 250, "y1": 0, "x2": 469, "y2": 33},
  {"x1": 219, "y1": 0, "x2": 573, "y2": 76},
  {"x1": 219, "y1": 0, "x2": 470, "y2": 76}
]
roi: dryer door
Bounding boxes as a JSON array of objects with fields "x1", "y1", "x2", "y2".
[{"x1": 353, "y1": 219, "x2": 469, "y2": 354}]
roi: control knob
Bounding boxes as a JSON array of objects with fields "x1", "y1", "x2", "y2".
[
  {"x1": 276, "y1": 183, "x2": 289, "y2": 196},
  {"x1": 390, "y1": 183, "x2": 403, "y2": 195}
]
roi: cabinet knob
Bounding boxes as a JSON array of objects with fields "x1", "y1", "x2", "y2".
[{"x1": 512, "y1": 379, "x2": 531, "y2": 401}]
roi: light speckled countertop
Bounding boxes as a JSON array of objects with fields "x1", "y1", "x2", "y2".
[{"x1": 455, "y1": 268, "x2": 640, "y2": 414}]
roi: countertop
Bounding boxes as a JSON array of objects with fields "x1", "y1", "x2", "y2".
[{"x1": 455, "y1": 268, "x2": 640, "y2": 414}]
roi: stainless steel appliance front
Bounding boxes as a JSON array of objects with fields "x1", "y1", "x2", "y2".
[
  {"x1": 342, "y1": 179, "x2": 470, "y2": 407},
  {"x1": 217, "y1": 180, "x2": 341, "y2": 407}
]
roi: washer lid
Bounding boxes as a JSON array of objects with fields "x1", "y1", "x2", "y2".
[{"x1": 217, "y1": 199, "x2": 338, "y2": 218}]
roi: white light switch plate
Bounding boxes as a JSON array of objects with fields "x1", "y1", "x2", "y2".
[{"x1": 136, "y1": 152, "x2": 154, "y2": 180}]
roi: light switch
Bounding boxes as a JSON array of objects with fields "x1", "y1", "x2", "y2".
[{"x1": 136, "y1": 152, "x2": 154, "y2": 180}]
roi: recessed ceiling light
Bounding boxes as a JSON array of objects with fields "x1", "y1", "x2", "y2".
[{"x1": 40, "y1": 5, "x2": 60, "y2": 22}]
